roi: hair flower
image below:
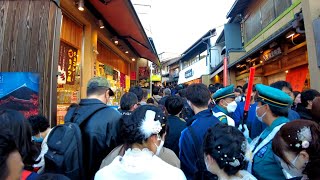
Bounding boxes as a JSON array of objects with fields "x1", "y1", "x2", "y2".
[
  {"x1": 301, "y1": 140, "x2": 310, "y2": 149},
  {"x1": 140, "y1": 110, "x2": 162, "y2": 139},
  {"x1": 228, "y1": 159, "x2": 240, "y2": 167}
]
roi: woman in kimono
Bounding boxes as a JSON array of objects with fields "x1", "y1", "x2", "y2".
[
  {"x1": 272, "y1": 120, "x2": 320, "y2": 180},
  {"x1": 95, "y1": 105, "x2": 186, "y2": 180}
]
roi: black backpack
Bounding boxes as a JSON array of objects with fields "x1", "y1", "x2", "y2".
[
  {"x1": 188, "y1": 126, "x2": 218, "y2": 180},
  {"x1": 44, "y1": 105, "x2": 106, "y2": 180}
]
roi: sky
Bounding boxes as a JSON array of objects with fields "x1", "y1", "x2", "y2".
[{"x1": 133, "y1": 0, "x2": 236, "y2": 60}]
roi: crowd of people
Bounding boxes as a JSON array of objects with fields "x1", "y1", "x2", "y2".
[{"x1": 1, "y1": 76, "x2": 320, "y2": 180}]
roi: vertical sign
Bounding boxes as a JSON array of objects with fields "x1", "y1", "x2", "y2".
[{"x1": 58, "y1": 41, "x2": 78, "y2": 85}]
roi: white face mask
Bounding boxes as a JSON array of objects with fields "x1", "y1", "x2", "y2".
[
  {"x1": 225, "y1": 100, "x2": 237, "y2": 113},
  {"x1": 155, "y1": 140, "x2": 164, "y2": 156},
  {"x1": 280, "y1": 155, "x2": 304, "y2": 179},
  {"x1": 255, "y1": 105, "x2": 266, "y2": 122}
]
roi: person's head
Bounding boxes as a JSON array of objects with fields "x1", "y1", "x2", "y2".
[
  {"x1": 300, "y1": 89, "x2": 320, "y2": 109},
  {"x1": 242, "y1": 83, "x2": 257, "y2": 98},
  {"x1": 120, "y1": 92, "x2": 138, "y2": 111},
  {"x1": 214, "y1": 83, "x2": 224, "y2": 90},
  {"x1": 142, "y1": 89, "x2": 148, "y2": 101},
  {"x1": 208, "y1": 86, "x2": 218, "y2": 95},
  {"x1": 28, "y1": 115, "x2": 50, "y2": 143},
  {"x1": 0, "y1": 109, "x2": 39, "y2": 170},
  {"x1": 86, "y1": 77, "x2": 111, "y2": 104},
  {"x1": 270, "y1": 81, "x2": 294, "y2": 100},
  {"x1": 120, "y1": 105, "x2": 167, "y2": 155},
  {"x1": 163, "y1": 88, "x2": 171, "y2": 96},
  {"x1": 0, "y1": 129, "x2": 24, "y2": 180},
  {"x1": 178, "y1": 89, "x2": 187, "y2": 98},
  {"x1": 129, "y1": 86, "x2": 143, "y2": 102},
  {"x1": 293, "y1": 91, "x2": 301, "y2": 105},
  {"x1": 146, "y1": 98, "x2": 155, "y2": 104},
  {"x1": 203, "y1": 123, "x2": 247, "y2": 177},
  {"x1": 213, "y1": 85, "x2": 237, "y2": 113},
  {"x1": 255, "y1": 84, "x2": 293, "y2": 126},
  {"x1": 152, "y1": 86, "x2": 160, "y2": 96},
  {"x1": 311, "y1": 97, "x2": 320, "y2": 123},
  {"x1": 186, "y1": 83, "x2": 211, "y2": 111},
  {"x1": 165, "y1": 96, "x2": 184, "y2": 116},
  {"x1": 234, "y1": 88, "x2": 242, "y2": 97},
  {"x1": 236, "y1": 85, "x2": 243, "y2": 92},
  {"x1": 272, "y1": 120, "x2": 320, "y2": 179}
]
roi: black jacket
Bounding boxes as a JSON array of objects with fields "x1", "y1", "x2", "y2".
[
  {"x1": 296, "y1": 104, "x2": 312, "y2": 120},
  {"x1": 65, "y1": 99, "x2": 122, "y2": 180},
  {"x1": 164, "y1": 115, "x2": 186, "y2": 156}
]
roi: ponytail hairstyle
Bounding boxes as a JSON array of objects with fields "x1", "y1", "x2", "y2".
[
  {"x1": 203, "y1": 123, "x2": 247, "y2": 176},
  {"x1": 272, "y1": 120, "x2": 320, "y2": 180}
]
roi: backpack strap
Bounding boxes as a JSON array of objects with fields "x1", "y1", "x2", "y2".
[
  {"x1": 71, "y1": 104, "x2": 108, "y2": 126},
  {"x1": 188, "y1": 126, "x2": 207, "y2": 171}
]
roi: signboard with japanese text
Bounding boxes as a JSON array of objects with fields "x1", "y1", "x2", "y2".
[{"x1": 58, "y1": 41, "x2": 78, "y2": 85}]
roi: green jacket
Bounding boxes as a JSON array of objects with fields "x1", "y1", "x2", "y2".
[{"x1": 252, "y1": 116, "x2": 289, "y2": 180}]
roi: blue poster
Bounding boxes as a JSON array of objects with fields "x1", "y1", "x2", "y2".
[{"x1": 0, "y1": 72, "x2": 40, "y2": 118}]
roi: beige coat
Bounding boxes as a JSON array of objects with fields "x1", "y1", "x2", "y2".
[{"x1": 100, "y1": 145, "x2": 180, "y2": 169}]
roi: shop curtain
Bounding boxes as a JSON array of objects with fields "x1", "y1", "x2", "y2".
[{"x1": 286, "y1": 65, "x2": 308, "y2": 92}]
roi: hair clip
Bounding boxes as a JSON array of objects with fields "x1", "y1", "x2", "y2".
[
  {"x1": 228, "y1": 159, "x2": 240, "y2": 167},
  {"x1": 140, "y1": 110, "x2": 162, "y2": 139},
  {"x1": 296, "y1": 126, "x2": 312, "y2": 149}
]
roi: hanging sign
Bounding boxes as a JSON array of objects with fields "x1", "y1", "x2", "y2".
[
  {"x1": 263, "y1": 47, "x2": 282, "y2": 62},
  {"x1": 58, "y1": 41, "x2": 78, "y2": 85}
]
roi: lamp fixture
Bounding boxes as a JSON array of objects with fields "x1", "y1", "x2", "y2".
[
  {"x1": 285, "y1": 70, "x2": 289, "y2": 73},
  {"x1": 260, "y1": 60, "x2": 263, "y2": 64},
  {"x1": 132, "y1": 58, "x2": 135, "y2": 61},
  {"x1": 114, "y1": 40, "x2": 119, "y2": 45},
  {"x1": 78, "y1": 0, "x2": 84, "y2": 11},
  {"x1": 125, "y1": 51, "x2": 129, "y2": 54},
  {"x1": 286, "y1": 31, "x2": 295, "y2": 39},
  {"x1": 98, "y1": 20, "x2": 104, "y2": 29}
]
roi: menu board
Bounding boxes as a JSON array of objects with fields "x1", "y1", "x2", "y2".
[{"x1": 58, "y1": 41, "x2": 78, "y2": 85}]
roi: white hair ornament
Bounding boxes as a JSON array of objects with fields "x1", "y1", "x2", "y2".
[
  {"x1": 140, "y1": 110, "x2": 162, "y2": 139},
  {"x1": 295, "y1": 126, "x2": 312, "y2": 149}
]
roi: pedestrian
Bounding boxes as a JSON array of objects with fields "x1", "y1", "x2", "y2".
[
  {"x1": 96, "y1": 105, "x2": 185, "y2": 179},
  {"x1": 0, "y1": 129, "x2": 24, "y2": 180},
  {"x1": 152, "y1": 86, "x2": 162, "y2": 104},
  {"x1": 28, "y1": 115, "x2": 52, "y2": 173},
  {"x1": 0, "y1": 109, "x2": 40, "y2": 179},
  {"x1": 296, "y1": 89, "x2": 320, "y2": 120},
  {"x1": 147, "y1": 98, "x2": 155, "y2": 104},
  {"x1": 270, "y1": 81, "x2": 300, "y2": 121},
  {"x1": 158, "y1": 88, "x2": 171, "y2": 105},
  {"x1": 272, "y1": 120, "x2": 320, "y2": 180},
  {"x1": 212, "y1": 84, "x2": 237, "y2": 126},
  {"x1": 234, "y1": 88, "x2": 243, "y2": 102},
  {"x1": 178, "y1": 88, "x2": 194, "y2": 124},
  {"x1": 247, "y1": 84, "x2": 293, "y2": 180},
  {"x1": 129, "y1": 86, "x2": 144, "y2": 105},
  {"x1": 164, "y1": 96, "x2": 186, "y2": 156},
  {"x1": 119, "y1": 92, "x2": 139, "y2": 116},
  {"x1": 292, "y1": 91, "x2": 301, "y2": 111},
  {"x1": 179, "y1": 83, "x2": 220, "y2": 179},
  {"x1": 311, "y1": 97, "x2": 320, "y2": 123},
  {"x1": 232, "y1": 84, "x2": 266, "y2": 139},
  {"x1": 64, "y1": 77, "x2": 122, "y2": 179},
  {"x1": 203, "y1": 123, "x2": 257, "y2": 180}
]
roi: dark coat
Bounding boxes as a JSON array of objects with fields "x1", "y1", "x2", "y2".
[
  {"x1": 164, "y1": 115, "x2": 186, "y2": 156},
  {"x1": 65, "y1": 99, "x2": 122, "y2": 180},
  {"x1": 179, "y1": 109, "x2": 220, "y2": 180}
]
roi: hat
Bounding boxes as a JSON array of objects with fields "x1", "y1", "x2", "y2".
[
  {"x1": 255, "y1": 84, "x2": 293, "y2": 108},
  {"x1": 87, "y1": 77, "x2": 110, "y2": 89},
  {"x1": 213, "y1": 85, "x2": 235, "y2": 101}
]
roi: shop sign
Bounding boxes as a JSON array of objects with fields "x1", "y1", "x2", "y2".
[
  {"x1": 185, "y1": 69, "x2": 194, "y2": 78},
  {"x1": 130, "y1": 72, "x2": 136, "y2": 80},
  {"x1": 58, "y1": 41, "x2": 78, "y2": 85},
  {"x1": 139, "y1": 67, "x2": 150, "y2": 79},
  {"x1": 263, "y1": 47, "x2": 282, "y2": 62}
]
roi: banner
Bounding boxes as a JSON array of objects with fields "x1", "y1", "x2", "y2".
[
  {"x1": 120, "y1": 73, "x2": 126, "y2": 88},
  {"x1": 139, "y1": 67, "x2": 150, "y2": 79},
  {"x1": 0, "y1": 72, "x2": 39, "y2": 118},
  {"x1": 130, "y1": 72, "x2": 136, "y2": 80},
  {"x1": 286, "y1": 65, "x2": 308, "y2": 92},
  {"x1": 58, "y1": 41, "x2": 78, "y2": 85}
]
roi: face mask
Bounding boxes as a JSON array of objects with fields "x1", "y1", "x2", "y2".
[
  {"x1": 32, "y1": 134, "x2": 44, "y2": 143},
  {"x1": 155, "y1": 140, "x2": 164, "y2": 156},
  {"x1": 256, "y1": 105, "x2": 266, "y2": 122},
  {"x1": 280, "y1": 155, "x2": 304, "y2": 179},
  {"x1": 225, "y1": 100, "x2": 237, "y2": 113},
  {"x1": 235, "y1": 96, "x2": 242, "y2": 102}
]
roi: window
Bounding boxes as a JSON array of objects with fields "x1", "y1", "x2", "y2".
[{"x1": 244, "y1": 0, "x2": 292, "y2": 43}]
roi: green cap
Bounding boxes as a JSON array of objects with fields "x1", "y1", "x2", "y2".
[
  {"x1": 212, "y1": 85, "x2": 235, "y2": 101},
  {"x1": 87, "y1": 77, "x2": 110, "y2": 89},
  {"x1": 255, "y1": 84, "x2": 293, "y2": 108}
]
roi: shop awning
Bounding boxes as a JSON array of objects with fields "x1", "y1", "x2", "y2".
[{"x1": 88, "y1": 0, "x2": 159, "y2": 65}]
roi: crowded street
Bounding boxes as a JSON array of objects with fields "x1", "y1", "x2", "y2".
[{"x1": 0, "y1": 0, "x2": 320, "y2": 180}]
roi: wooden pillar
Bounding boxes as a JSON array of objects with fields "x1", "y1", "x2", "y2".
[
  {"x1": 302, "y1": 0, "x2": 320, "y2": 91},
  {"x1": 0, "y1": 0, "x2": 62, "y2": 126}
]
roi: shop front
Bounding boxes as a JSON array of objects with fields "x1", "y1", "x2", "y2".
[
  {"x1": 232, "y1": 25, "x2": 309, "y2": 91},
  {"x1": 178, "y1": 58, "x2": 208, "y2": 85}
]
